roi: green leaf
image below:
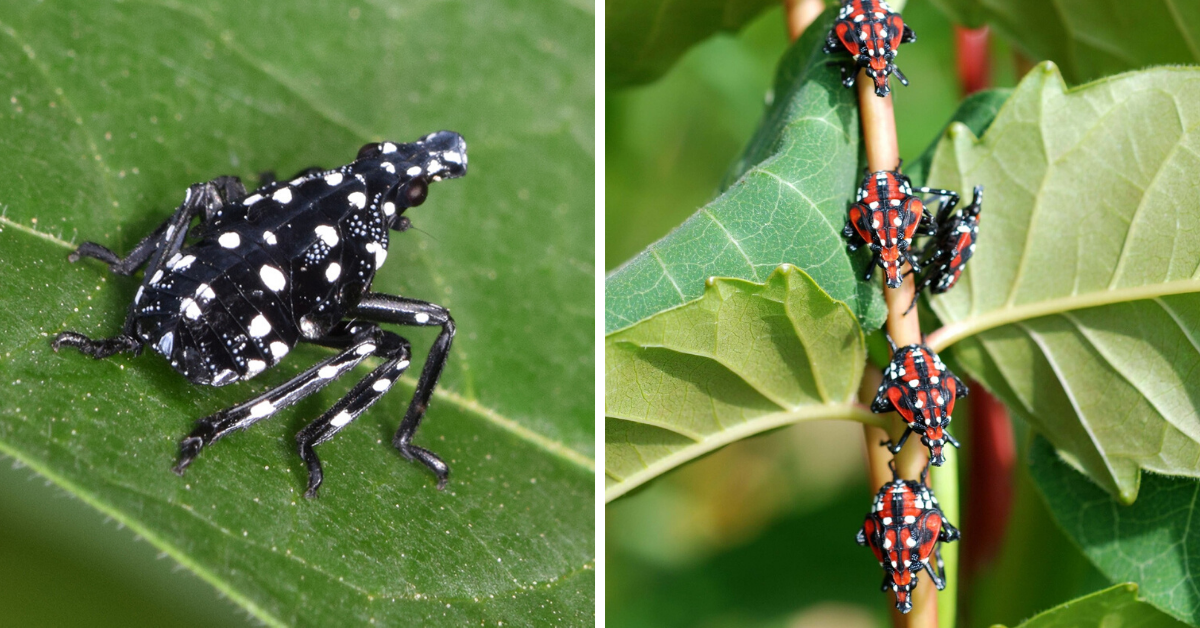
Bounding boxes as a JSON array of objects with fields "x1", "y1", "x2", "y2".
[
  {"x1": 922, "y1": 63, "x2": 1200, "y2": 503},
  {"x1": 991, "y1": 582, "x2": 1189, "y2": 628},
  {"x1": 904, "y1": 88, "x2": 1011, "y2": 188},
  {"x1": 606, "y1": 0, "x2": 777, "y2": 89},
  {"x1": 0, "y1": 1, "x2": 593, "y2": 625},
  {"x1": 605, "y1": 265, "x2": 878, "y2": 502},
  {"x1": 928, "y1": 0, "x2": 1200, "y2": 85},
  {"x1": 605, "y1": 10, "x2": 886, "y2": 335},
  {"x1": 1030, "y1": 436, "x2": 1200, "y2": 626}
]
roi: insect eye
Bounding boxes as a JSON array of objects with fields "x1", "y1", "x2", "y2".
[
  {"x1": 405, "y1": 180, "x2": 428, "y2": 207},
  {"x1": 356, "y1": 143, "x2": 383, "y2": 160},
  {"x1": 394, "y1": 216, "x2": 412, "y2": 232}
]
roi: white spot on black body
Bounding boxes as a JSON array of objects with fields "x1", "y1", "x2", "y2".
[
  {"x1": 249, "y1": 314, "x2": 272, "y2": 338},
  {"x1": 245, "y1": 359, "x2": 267, "y2": 378},
  {"x1": 157, "y1": 332, "x2": 174, "y2": 355},
  {"x1": 259, "y1": 265, "x2": 286, "y2": 292},
  {"x1": 314, "y1": 225, "x2": 339, "y2": 247}
]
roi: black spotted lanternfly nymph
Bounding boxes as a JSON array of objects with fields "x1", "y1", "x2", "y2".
[{"x1": 53, "y1": 132, "x2": 467, "y2": 497}]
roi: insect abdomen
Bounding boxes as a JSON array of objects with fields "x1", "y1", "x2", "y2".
[{"x1": 134, "y1": 239, "x2": 301, "y2": 385}]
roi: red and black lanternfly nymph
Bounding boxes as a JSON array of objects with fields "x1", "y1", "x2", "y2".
[
  {"x1": 843, "y1": 167, "x2": 959, "y2": 289},
  {"x1": 857, "y1": 463, "x2": 960, "y2": 613},
  {"x1": 914, "y1": 185, "x2": 984, "y2": 305},
  {"x1": 824, "y1": 0, "x2": 917, "y2": 97},
  {"x1": 871, "y1": 338, "x2": 966, "y2": 466}
]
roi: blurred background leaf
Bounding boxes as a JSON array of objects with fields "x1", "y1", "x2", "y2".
[
  {"x1": 606, "y1": 0, "x2": 777, "y2": 88},
  {"x1": 606, "y1": 265, "x2": 876, "y2": 501},
  {"x1": 957, "y1": 416, "x2": 1108, "y2": 628},
  {"x1": 1030, "y1": 435, "x2": 1200, "y2": 625},
  {"x1": 0, "y1": 0, "x2": 593, "y2": 625},
  {"x1": 928, "y1": 0, "x2": 1200, "y2": 85},
  {"x1": 925, "y1": 63, "x2": 1200, "y2": 503},
  {"x1": 606, "y1": 419, "x2": 892, "y2": 628}
]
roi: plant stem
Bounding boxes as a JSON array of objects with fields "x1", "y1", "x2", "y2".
[
  {"x1": 784, "y1": 0, "x2": 826, "y2": 41},
  {"x1": 858, "y1": 72, "x2": 940, "y2": 628},
  {"x1": 954, "y1": 26, "x2": 991, "y2": 96},
  {"x1": 933, "y1": 450, "x2": 959, "y2": 627}
]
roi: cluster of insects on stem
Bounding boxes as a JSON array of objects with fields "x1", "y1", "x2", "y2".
[{"x1": 826, "y1": 0, "x2": 985, "y2": 616}]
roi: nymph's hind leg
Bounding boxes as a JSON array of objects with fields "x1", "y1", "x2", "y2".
[
  {"x1": 295, "y1": 329, "x2": 413, "y2": 498},
  {"x1": 53, "y1": 178, "x2": 243, "y2": 359},
  {"x1": 172, "y1": 323, "x2": 383, "y2": 475},
  {"x1": 881, "y1": 427, "x2": 913, "y2": 454},
  {"x1": 67, "y1": 176, "x2": 245, "y2": 276},
  {"x1": 926, "y1": 545, "x2": 947, "y2": 589},
  {"x1": 350, "y1": 293, "x2": 456, "y2": 489},
  {"x1": 915, "y1": 187, "x2": 960, "y2": 227}
]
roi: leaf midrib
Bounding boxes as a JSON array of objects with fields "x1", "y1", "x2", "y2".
[
  {"x1": 0, "y1": 215, "x2": 594, "y2": 472},
  {"x1": 928, "y1": 277, "x2": 1200, "y2": 352},
  {"x1": 605, "y1": 403, "x2": 880, "y2": 502}
]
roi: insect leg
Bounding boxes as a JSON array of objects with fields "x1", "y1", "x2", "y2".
[
  {"x1": 50, "y1": 331, "x2": 141, "y2": 359},
  {"x1": 940, "y1": 518, "x2": 961, "y2": 542},
  {"x1": 351, "y1": 293, "x2": 456, "y2": 488},
  {"x1": 916, "y1": 187, "x2": 960, "y2": 225},
  {"x1": 925, "y1": 548, "x2": 947, "y2": 590},
  {"x1": 864, "y1": 250, "x2": 880, "y2": 280},
  {"x1": 881, "y1": 427, "x2": 912, "y2": 454},
  {"x1": 904, "y1": 280, "x2": 927, "y2": 314},
  {"x1": 839, "y1": 63, "x2": 857, "y2": 88},
  {"x1": 68, "y1": 221, "x2": 169, "y2": 277},
  {"x1": 53, "y1": 179, "x2": 235, "y2": 359},
  {"x1": 823, "y1": 29, "x2": 844, "y2": 54},
  {"x1": 843, "y1": 219, "x2": 866, "y2": 250},
  {"x1": 173, "y1": 324, "x2": 382, "y2": 475},
  {"x1": 296, "y1": 330, "x2": 413, "y2": 498},
  {"x1": 903, "y1": 245, "x2": 923, "y2": 276},
  {"x1": 67, "y1": 177, "x2": 245, "y2": 276}
]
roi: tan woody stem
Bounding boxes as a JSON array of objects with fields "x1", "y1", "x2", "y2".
[
  {"x1": 859, "y1": 74, "x2": 939, "y2": 628},
  {"x1": 784, "y1": 0, "x2": 826, "y2": 40}
]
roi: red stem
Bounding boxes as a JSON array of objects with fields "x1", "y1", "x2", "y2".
[
  {"x1": 962, "y1": 385, "x2": 1015, "y2": 580},
  {"x1": 954, "y1": 26, "x2": 991, "y2": 96}
]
